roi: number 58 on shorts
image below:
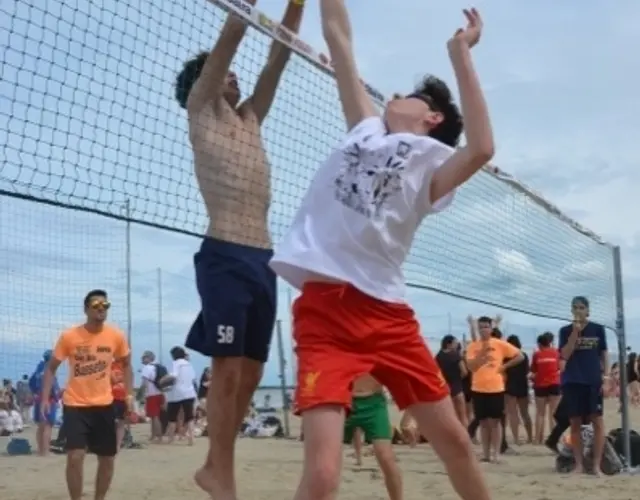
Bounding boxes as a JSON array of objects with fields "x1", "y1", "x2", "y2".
[{"x1": 217, "y1": 325, "x2": 235, "y2": 344}]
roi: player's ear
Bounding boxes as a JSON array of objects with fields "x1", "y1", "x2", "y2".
[{"x1": 425, "y1": 110, "x2": 444, "y2": 129}]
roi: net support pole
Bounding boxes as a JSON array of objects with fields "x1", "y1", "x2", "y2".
[
  {"x1": 125, "y1": 199, "x2": 133, "y2": 348},
  {"x1": 157, "y1": 268, "x2": 163, "y2": 364},
  {"x1": 613, "y1": 245, "x2": 632, "y2": 471},
  {"x1": 275, "y1": 319, "x2": 291, "y2": 437}
]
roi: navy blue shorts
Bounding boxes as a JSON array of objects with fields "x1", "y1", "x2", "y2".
[
  {"x1": 185, "y1": 237, "x2": 277, "y2": 363},
  {"x1": 562, "y1": 383, "x2": 603, "y2": 418}
]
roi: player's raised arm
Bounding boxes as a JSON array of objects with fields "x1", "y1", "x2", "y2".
[
  {"x1": 247, "y1": 0, "x2": 306, "y2": 123},
  {"x1": 181, "y1": 1, "x2": 258, "y2": 114},
  {"x1": 430, "y1": 9, "x2": 495, "y2": 204},
  {"x1": 320, "y1": 0, "x2": 377, "y2": 130}
]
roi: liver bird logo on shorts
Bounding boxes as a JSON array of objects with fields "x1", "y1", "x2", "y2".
[{"x1": 302, "y1": 371, "x2": 320, "y2": 396}]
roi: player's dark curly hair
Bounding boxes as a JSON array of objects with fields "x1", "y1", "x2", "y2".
[
  {"x1": 175, "y1": 52, "x2": 208, "y2": 109},
  {"x1": 413, "y1": 75, "x2": 463, "y2": 147}
]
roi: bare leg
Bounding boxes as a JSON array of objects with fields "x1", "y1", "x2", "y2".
[
  {"x1": 569, "y1": 418, "x2": 585, "y2": 473},
  {"x1": 94, "y1": 455, "x2": 115, "y2": 500},
  {"x1": 194, "y1": 357, "x2": 263, "y2": 500},
  {"x1": 372, "y1": 439, "x2": 402, "y2": 500},
  {"x1": 479, "y1": 420, "x2": 491, "y2": 461},
  {"x1": 352, "y1": 428, "x2": 363, "y2": 466},
  {"x1": 505, "y1": 396, "x2": 519, "y2": 444},
  {"x1": 534, "y1": 397, "x2": 546, "y2": 444},
  {"x1": 489, "y1": 418, "x2": 502, "y2": 461},
  {"x1": 452, "y1": 393, "x2": 468, "y2": 428},
  {"x1": 293, "y1": 405, "x2": 344, "y2": 500},
  {"x1": 36, "y1": 422, "x2": 48, "y2": 456},
  {"x1": 591, "y1": 415, "x2": 605, "y2": 476},
  {"x1": 116, "y1": 421, "x2": 126, "y2": 450},
  {"x1": 166, "y1": 422, "x2": 177, "y2": 444},
  {"x1": 66, "y1": 449, "x2": 85, "y2": 500},
  {"x1": 517, "y1": 397, "x2": 533, "y2": 443},
  {"x1": 412, "y1": 399, "x2": 491, "y2": 500}
]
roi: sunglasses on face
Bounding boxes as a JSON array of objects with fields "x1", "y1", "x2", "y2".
[{"x1": 90, "y1": 300, "x2": 110, "y2": 310}]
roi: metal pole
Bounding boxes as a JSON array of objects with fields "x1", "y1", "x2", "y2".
[
  {"x1": 287, "y1": 287, "x2": 296, "y2": 381},
  {"x1": 613, "y1": 246, "x2": 632, "y2": 472},
  {"x1": 125, "y1": 199, "x2": 133, "y2": 348},
  {"x1": 157, "y1": 268, "x2": 163, "y2": 364},
  {"x1": 275, "y1": 319, "x2": 291, "y2": 438}
]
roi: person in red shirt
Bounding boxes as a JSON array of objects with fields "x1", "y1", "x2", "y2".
[
  {"x1": 530, "y1": 332, "x2": 561, "y2": 444},
  {"x1": 111, "y1": 360, "x2": 128, "y2": 449}
]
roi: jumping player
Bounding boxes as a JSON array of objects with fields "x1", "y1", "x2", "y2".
[
  {"x1": 269, "y1": 1, "x2": 495, "y2": 498},
  {"x1": 344, "y1": 375, "x2": 402, "y2": 500},
  {"x1": 174, "y1": 0, "x2": 306, "y2": 496},
  {"x1": 41, "y1": 289, "x2": 132, "y2": 500}
]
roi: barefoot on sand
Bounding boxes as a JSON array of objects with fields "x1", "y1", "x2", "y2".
[{"x1": 194, "y1": 467, "x2": 214, "y2": 494}]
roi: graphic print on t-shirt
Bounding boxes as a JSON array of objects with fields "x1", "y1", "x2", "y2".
[{"x1": 334, "y1": 138, "x2": 413, "y2": 219}]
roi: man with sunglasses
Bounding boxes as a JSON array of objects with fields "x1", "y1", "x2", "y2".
[
  {"x1": 269, "y1": 2, "x2": 494, "y2": 499},
  {"x1": 41, "y1": 289, "x2": 132, "y2": 500},
  {"x1": 559, "y1": 296, "x2": 609, "y2": 475}
]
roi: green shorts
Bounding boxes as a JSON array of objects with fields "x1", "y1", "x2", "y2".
[{"x1": 343, "y1": 392, "x2": 392, "y2": 444}]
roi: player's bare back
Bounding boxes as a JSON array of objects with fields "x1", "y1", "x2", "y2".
[{"x1": 189, "y1": 99, "x2": 271, "y2": 249}]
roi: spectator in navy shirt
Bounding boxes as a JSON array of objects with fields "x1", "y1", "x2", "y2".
[{"x1": 558, "y1": 296, "x2": 608, "y2": 475}]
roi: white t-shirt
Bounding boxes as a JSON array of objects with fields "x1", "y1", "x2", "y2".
[
  {"x1": 166, "y1": 359, "x2": 197, "y2": 403},
  {"x1": 270, "y1": 116, "x2": 455, "y2": 302},
  {"x1": 140, "y1": 364, "x2": 161, "y2": 397}
]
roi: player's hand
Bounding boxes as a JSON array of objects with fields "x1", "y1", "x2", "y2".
[
  {"x1": 448, "y1": 8, "x2": 483, "y2": 49},
  {"x1": 572, "y1": 320, "x2": 585, "y2": 335},
  {"x1": 466, "y1": 314, "x2": 474, "y2": 325}
]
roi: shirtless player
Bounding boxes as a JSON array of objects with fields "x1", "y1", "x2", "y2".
[
  {"x1": 269, "y1": 2, "x2": 494, "y2": 499},
  {"x1": 345, "y1": 375, "x2": 402, "y2": 500},
  {"x1": 174, "y1": 1, "x2": 305, "y2": 497}
]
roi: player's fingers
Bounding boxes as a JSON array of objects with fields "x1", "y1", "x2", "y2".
[{"x1": 463, "y1": 8, "x2": 474, "y2": 25}]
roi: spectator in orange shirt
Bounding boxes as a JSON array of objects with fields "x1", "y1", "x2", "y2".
[
  {"x1": 41, "y1": 289, "x2": 132, "y2": 500},
  {"x1": 466, "y1": 316, "x2": 523, "y2": 463}
]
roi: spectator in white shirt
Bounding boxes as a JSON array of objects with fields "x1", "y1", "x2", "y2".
[
  {"x1": 140, "y1": 351, "x2": 165, "y2": 443},
  {"x1": 165, "y1": 346, "x2": 197, "y2": 445}
]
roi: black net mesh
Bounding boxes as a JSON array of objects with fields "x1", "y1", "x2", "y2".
[{"x1": 0, "y1": 0, "x2": 617, "y2": 382}]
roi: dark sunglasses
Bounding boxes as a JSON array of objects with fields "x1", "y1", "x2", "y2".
[{"x1": 89, "y1": 300, "x2": 111, "y2": 310}]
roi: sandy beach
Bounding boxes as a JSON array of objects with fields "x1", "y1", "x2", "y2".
[{"x1": 1, "y1": 399, "x2": 638, "y2": 499}]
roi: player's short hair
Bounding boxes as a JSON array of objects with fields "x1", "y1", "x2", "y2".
[
  {"x1": 175, "y1": 52, "x2": 208, "y2": 109},
  {"x1": 506, "y1": 334, "x2": 521, "y2": 349},
  {"x1": 170, "y1": 346, "x2": 187, "y2": 360},
  {"x1": 83, "y1": 289, "x2": 107, "y2": 307},
  {"x1": 477, "y1": 316, "x2": 493, "y2": 326},
  {"x1": 440, "y1": 334, "x2": 456, "y2": 350},
  {"x1": 413, "y1": 75, "x2": 463, "y2": 147}
]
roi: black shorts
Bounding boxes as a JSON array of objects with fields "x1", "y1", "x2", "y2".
[
  {"x1": 472, "y1": 392, "x2": 505, "y2": 420},
  {"x1": 113, "y1": 400, "x2": 127, "y2": 420},
  {"x1": 63, "y1": 404, "x2": 117, "y2": 457},
  {"x1": 562, "y1": 384, "x2": 603, "y2": 418},
  {"x1": 166, "y1": 398, "x2": 195, "y2": 423},
  {"x1": 186, "y1": 237, "x2": 277, "y2": 363},
  {"x1": 505, "y1": 383, "x2": 529, "y2": 399},
  {"x1": 534, "y1": 385, "x2": 561, "y2": 398}
]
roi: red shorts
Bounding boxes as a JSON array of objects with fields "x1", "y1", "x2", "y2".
[
  {"x1": 145, "y1": 394, "x2": 164, "y2": 418},
  {"x1": 293, "y1": 282, "x2": 448, "y2": 414}
]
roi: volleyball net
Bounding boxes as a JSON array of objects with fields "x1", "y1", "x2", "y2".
[{"x1": 1, "y1": 0, "x2": 622, "y2": 326}]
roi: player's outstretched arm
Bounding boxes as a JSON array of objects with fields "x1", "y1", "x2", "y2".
[
  {"x1": 320, "y1": 0, "x2": 377, "y2": 130},
  {"x1": 248, "y1": 0, "x2": 305, "y2": 123},
  {"x1": 186, "y1": 1, "x2": 258, "y2": 114},
  {"x1": 430, "y1": 9, "x2": 494, "y2": 204}
]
